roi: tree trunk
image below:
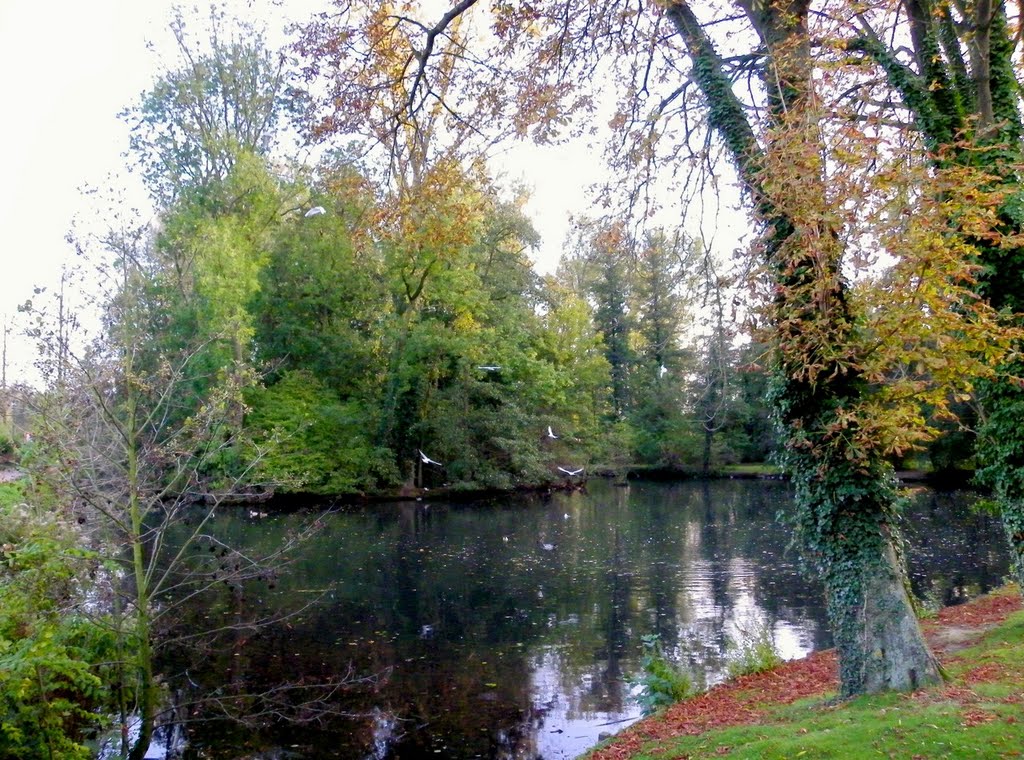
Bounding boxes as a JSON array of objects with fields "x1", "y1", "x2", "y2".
[
  {"x1": 788, "y1": 443, "x2": 944, "y2": 696},
  {"x1": 126, "y1": 397, "x2": 157, "y2": 760},
  {"x1": 830, "y1": 532, "x2": 941, "y2": 695},
  {"x1": 127, "y1": 612, "x2": 157, "y2": 760},
  {"x1": 702, "y1": 423, "x2": 713, "y2": 476}
]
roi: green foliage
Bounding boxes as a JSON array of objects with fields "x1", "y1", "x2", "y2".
[
  {"x1": 0, "y1": 503, "x2": 117, "y2": 759},
  {"x1": 124, "y1": 8, "x2": 289, "y2": 203},
  {"x1": 246, "y1": 371, "x2": 397, "y2": 493},
  {"x1": 725, "y1": 620, "x2": 783, "y2": 678},
  {"x1": 0, "y1": 482, "x2": 25, "y2": 510},
  {"x1": 630, "y1": 634, "x2": 702, "y2": 716},
  {"x1": 975, "y1": 379, "x2": 1024, "y2": 589}
]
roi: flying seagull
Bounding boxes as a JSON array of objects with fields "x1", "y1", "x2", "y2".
[
  {"x1": 418, "y1": 450, "x2": 443, "y2": 467},
  {"x1": 545, "y1": 426, "x2": 559, "y2": 439},
  {"x1": 304, "y1": 206, "x2": 326, "y2": 217},
  {"x1": 477, "y1": 365, "x2": 501, "y2": 371},
  {"x1": 558, "y1": 466, "x2": 585, "y2": 476}
]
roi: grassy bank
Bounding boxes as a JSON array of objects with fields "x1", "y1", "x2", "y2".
[{"x1": 588, "y1": 586, "x2": 1023, "y2": 759}]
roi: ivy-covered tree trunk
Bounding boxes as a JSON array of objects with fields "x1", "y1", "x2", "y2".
[
  {"x1": 787, "y1": 431, "x2": 941, "y2": 694},
  {"x1": 768, "y1": 209, "x2": 941, "y2": 696},
  {"x1": 668, "y1": 0, "x2": 942, "y2": 697}
]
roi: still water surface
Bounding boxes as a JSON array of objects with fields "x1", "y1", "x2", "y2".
[{"x1": 166, "y1": 479, "x2": 1009, "y2": 759}]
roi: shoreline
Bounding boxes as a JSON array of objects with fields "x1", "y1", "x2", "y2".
[{"x1": 586, "y1": 585, "x2": 1023, "y2": 759}]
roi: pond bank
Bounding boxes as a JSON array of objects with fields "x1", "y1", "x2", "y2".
[
  {"x1": 241, "y1": 464, "x2": 981, "y2": 510},
  {"x1": 586, "y1": 585, "x2": 1023, "y2": 759}
]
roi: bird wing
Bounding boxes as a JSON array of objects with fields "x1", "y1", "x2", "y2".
[{"x1": 419, "y1": 450, "x2": 443, "y2": 466}]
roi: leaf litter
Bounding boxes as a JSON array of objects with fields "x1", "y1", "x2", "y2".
[{"x1": 589, "y1": 587, "x2": 1022, "y2": 760}]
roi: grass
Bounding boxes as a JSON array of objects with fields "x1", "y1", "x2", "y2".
[{"x1": 589, "y1": 599, "x2": 1024, "y2": 759}]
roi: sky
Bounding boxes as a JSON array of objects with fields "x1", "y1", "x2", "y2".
[
  {"x1": 0, "y1": 0, "x2": 613, "y2": 385},
  {"x1": 0, "y1": 0, "x2": 177, "y2": 381}
]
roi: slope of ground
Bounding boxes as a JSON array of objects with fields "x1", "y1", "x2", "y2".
[{"x1": 588, "y1": 586, "x2": 1023, "y2": 759}]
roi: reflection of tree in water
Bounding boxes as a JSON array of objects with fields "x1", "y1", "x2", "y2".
[
  {"x1": 699, "y1": 480, "x2": 733, "y2": 658},
  {"x1": 158, "y1": 481, "x2": 1005, "y2": 758},
  {"x1": 646, "y1": 495, "x2": 680, "y2": 647},
  {"x1": 598, "y1": 525, "x2": 631, "y2": 712}
]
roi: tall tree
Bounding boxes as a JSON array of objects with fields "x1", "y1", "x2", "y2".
[
  {"x1": 686, "y1": 243, "x2": 737, "y2": 475},
  {"x1": 629, "y1": 229, "x2": 694, "y2": 467},
  {"x1": 585, "y1": 224, "x2": 636, "y2": 418},
  {"x1": 294, "y1": 0, "x2": 1011, "y2": 696},
  {"x1": 27, "y1": 204, "x2": 345, "y2": 759},
  {"x1": 124, "y1": 7, "x2": 290, "y2": 203}
]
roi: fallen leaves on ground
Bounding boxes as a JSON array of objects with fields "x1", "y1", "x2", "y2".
[{"x1": 590, "y1": 588, "x2": 1022, "y2": 760}]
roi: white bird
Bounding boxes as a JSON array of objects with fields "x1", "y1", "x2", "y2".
[
  {"x1": 418, "y1": 449, "x2": 443, "y2": 467},
  {"x1": 658, "y1": 364, "x2": 668, "y2": 377},
  {"x1": 558, "y1": 466, "x2": 585, "y2": 476},
  {"x1": 546, "y1": 426, "x2": 559, "y2": 439},
  {"x1": 304, "y1": 205, "x2": 326, "y2": 217},
  {"x1": 477, "y1": 365, "x2": 501, "y2": 371}
]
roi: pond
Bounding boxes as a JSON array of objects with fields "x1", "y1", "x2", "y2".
[{"x1": 162, "y1": 479, "x2": 1009, "y2": 759}]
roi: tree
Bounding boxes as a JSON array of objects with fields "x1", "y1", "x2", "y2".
[
  {"x1": 124, "y1": 7, "x2": 290, "y2": 204},
  {"x1": 534, "y1": 278, "x2": 613, "y2": 454},
  {"x1": 575, "y1": 222, "x2": 636, "y2": 418},
  {"x1": 836, "y1": 0, "x2": 1024, "y2": 594},
  {"x1": 24, "y1": 210, "x2": 326, "y2": 760},
  {"x1": 294, "y1": 0, "x2": 1012, "y2": 697},
  {"x1": 628, "y1": 229, "x2": 696, "y2": 467},
  {"x1": 0, "y1": 482, "x2": 119, "y2": 759}
]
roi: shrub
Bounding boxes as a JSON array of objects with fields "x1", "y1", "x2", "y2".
[
  {"x1": 0, "y1": 502, "x2": 118, "y2": 758},
  {"x1": 631, "y1": 634, "x2": 702, "y2": 715},
  {"x1": 725, "y1": 619, "x2": 783, "y2": 678}
]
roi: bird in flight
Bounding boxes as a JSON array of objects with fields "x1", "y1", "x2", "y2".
[
  {"x1": 304, "y1": 206, "x2": 326, "y2": 217},
  {"x1": 558, "y1": 466, "x2": 584, "y2": 476},
  {"x1": 419, "y1": 450, "x2": 443, "y2": 467},
  {"x1": 546, "y1": 426, "x2": 559, "y2": 439},
  {"x1": 477, "y1": 365, "x2": 501, "y2": 371}
]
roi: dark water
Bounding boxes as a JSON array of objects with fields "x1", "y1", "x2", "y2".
[{"x1": 163, "y1": 479, "x2": 1009, "y2": 759}]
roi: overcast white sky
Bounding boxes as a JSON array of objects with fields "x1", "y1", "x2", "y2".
[{"x1": 0, "y1": 0, "x2": 174, "y2": 381}]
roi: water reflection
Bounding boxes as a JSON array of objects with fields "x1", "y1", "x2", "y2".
[{"x1": 163, "y1": 480, "x2": 1008, "y2": 759}]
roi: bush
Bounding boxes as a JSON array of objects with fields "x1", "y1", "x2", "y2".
[
  {"x1": 0, "y1": 502, "x2": 118, "y2": 759},
  {"x1": 245, "y1": 371, "x2": 397, "y2": 493},
  {"x1": 0, "y1": 481, "x2": 25, "y2": 510},
  {"x1": 631, "y1": 634, "x2": 702, "y2": 715}
]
